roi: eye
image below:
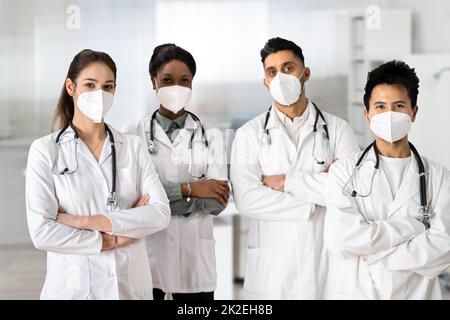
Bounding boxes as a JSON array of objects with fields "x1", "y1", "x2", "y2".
[
  {"x1": 395, "y1": 103, "x2": 405, "y2": 109},
  {"x1": 375, "y1": 104, "x2": 385, "y2": 109},
  {"x1": 162, "y1": 77, "x2": 172, "y2": 84},
  {"x1": 104, "y1": 84, "x2": 114, "y2": 90},
  {"x1": 84, "y1": 83, "x2": 95, "y2": 89},
  {"x1": 268, "y1": 69, "x2": 276, "y2": 77}
]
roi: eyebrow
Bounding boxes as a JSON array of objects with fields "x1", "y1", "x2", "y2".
[
  {"x1": 161, "y1": 73, "x2": 191, "y2": 78},
  {"x1": 264, "y1": 60, "x2": 297, "y2": 72},
  {"x1": 81, "y1": 78, "x2": 115, "y2": 83},
  {"x1": 282, "y1": 61, "x2": 296, "y2": 67}
]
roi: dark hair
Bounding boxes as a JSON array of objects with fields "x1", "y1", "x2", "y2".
[
  {"x1": 260, "y1": 37, "x2": 305, "y2": 65},
  {"x1": 51, "y1": 49, "x2": 117, "y2": 131},
  {"x1": 363, "y1": 60, "x2": 419, "y2": 110},
  {"x1": 149, "y1": 43, "x2": 196, "y2": 78}
]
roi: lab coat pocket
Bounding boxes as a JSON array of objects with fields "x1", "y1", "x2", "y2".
[
  {"x1": 244, "y1": 246, "x2": 271, "y2": 294},
  {"x1": 45, "y1": 254, "x2": 90, "y2": 299},
  {"x1": 127, "y1": 245, "x2": 152, "y2": 298},
  {"x1": 117, "y1": 167, "x2": 138, "y2": 209}
]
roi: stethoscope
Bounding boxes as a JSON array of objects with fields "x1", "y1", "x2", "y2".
[
  {"x1": 260, "y1": 101, "x2": 330, "y2": 165},
  {"x1": 146, "y1": 109, "x2": 209, "y2": 179},
  {"x1": 342, "y1": 141, "x2": 431, "y2": 225},
  {"x1": 51, "y1": 122, "x2": 118, "y2": 212}
]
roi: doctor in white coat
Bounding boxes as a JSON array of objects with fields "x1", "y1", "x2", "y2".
[
  {"x1": 325, "y1": 60, "x2": 450, "y2": 299},
  {"x1": 123, "y1": 44, "x2": 228, "y2": 300},
  {"x1": 230, "y1": 37, "x2": 360, "y2": 299},
  {"x1": 26, "y1": 49, "x2": 170, "y2": 300}
]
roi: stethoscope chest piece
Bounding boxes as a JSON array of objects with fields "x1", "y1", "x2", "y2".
[
  {"x1": 107, "y1": 192, "x2": 118, "y2": 212},
  {"x1": 148, "y1": 139, "x2": 157, "y2": 154}
]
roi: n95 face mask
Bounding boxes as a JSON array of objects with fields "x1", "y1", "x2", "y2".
[
  {"x1": 156, "y1": 85, "x2": 192, "y2": 114},
  {"x1": 369, "y1": 111, "x2": 412, "y2": 143},
  {"x1": 268, "y1": 70, "x2": 304, "y2": 106},
  {"x1": 76, "y1": 89, "x2": 114, "y2": 123}
]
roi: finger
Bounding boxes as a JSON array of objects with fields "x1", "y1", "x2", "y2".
[
  {"x1": 214, "y1": 192, "x2": 227, "y2": 207},
  {"x1": 215, "y1": 183, "x2": 229, "y2": 194},
  {"x1": 139, "y1": 194, "x2": 149, "y2": 203},
  {"x1": 212, "y1": 192, "x2": 224, "y2": 206},
  {"x1": 136, "y1": 195, "x2": 150, "y2": 207},
  {"x1": 139, "y1": 195, "x2": 150, "y2": 206},
  {"x1": 214, "y1": 187, "x2": 229, "y2": 203},
  {"x1": 216, "y1": 180, "x2": 229, "y2": 187},
  {"x1": 216, "y1": 187, "x2": 229, "y2": 200}
]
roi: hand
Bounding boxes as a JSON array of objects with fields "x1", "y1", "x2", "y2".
[
  {"x1": 101, "y1": 233, "x2": 136, "y2": 251},
  {"x1": 188, "y1": 179, "x2": 230, "y2": 207},
  {"x1": 324, "y1": 158, "x2": 339, "y2": 173},
  {"x1": 262, "y1": 175, "x2": 286, "y2": 192},
  {"x1": 101, "y1": 233, "x2": 116, "y2": 251},
  {"x1": 116, "y1": 236, "x2": 136, "y2": 247},
  {"x1": 56, "y1": 212, "x2": 84, "y2": 229},
  {"x1": 133, "y1": 194, "x2": 150, "y2": 208}
]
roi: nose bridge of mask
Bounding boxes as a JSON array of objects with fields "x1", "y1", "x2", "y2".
[{"x1": 76, "y1": 86, "x2": 104, "y2": 104}]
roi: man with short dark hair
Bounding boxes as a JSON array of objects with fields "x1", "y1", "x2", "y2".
[
  {"x1": 324, "y1": 60, "x2": 450, "y2": 299},
  {"x1": 230, "y1": 37, "x2": 359, "y2": 299}
]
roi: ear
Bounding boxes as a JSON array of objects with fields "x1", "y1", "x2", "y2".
[
  {"x1": 411, "y1": 105, "x2": 419, "y2": 122},
  {"x1": 364, "y1": 107, "x2": 371, "y2": 125},
  {"x1": 263, "y1": 77, "x2": 269, "y2": 89},
  {"x1": 66, "y1": 78, "x2": 75, "y2": 97},
  {"x1": 151, "y1": 77, "x2": 157, "y2": 90},
  {"x1": 303, "y1": 67, "x2": 311, "y2": 82}
]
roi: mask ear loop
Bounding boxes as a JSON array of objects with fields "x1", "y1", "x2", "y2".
[
  {"x1": 154, "y1": 77, "x2": 159, "y2": 92},
  {"x1": 297, "y1": 69, "x2": 306, "y2": 98}
]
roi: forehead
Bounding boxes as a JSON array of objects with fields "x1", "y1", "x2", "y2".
[
  {"x1": 370, "y1": 83, "x2": 410, "y2": 103},
  {"x1": 77, "y1": 62, "x2": 115, "y2": 80},
  {"x1": 158, "y1": 59, "x2": 192, "y2": 76},
  {"x1": 264, "y1": 50, "x2": 302, "y2": 68}
]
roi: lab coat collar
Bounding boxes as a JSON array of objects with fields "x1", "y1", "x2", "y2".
[
  {"x1": 142, "y1": 112, "x2": 173, "y2": 150},
  {"x1": 106, "y1": 125, "x2": 125, "y2": 144},
  {"x1": 359, "y1": 145, "x2": 422, "y2": 217},
  {"x1": 358, "y1": 147, "x2": 395, "y2": 209},
  {"x1": 265, "y1": 99, "x2": 315, "y2": 130},
  {"x1": 53, "y1": 123, "x2": 125, "y2": 144},
  {"x1": 388, "y1": 151, "x2": 422, "y2": 217},
  {"x1": 144, "y1": 112, "x2": 198, "y2": 151},
  {"x1": 172, "y1": 113, "x2": 198, "y2": 147},
  {"x1": 183, "y1": 113, "x2": 198, "y2": 130},
  {"x1": 306, "y1": 100, "x2": 324, "y2": 127}
]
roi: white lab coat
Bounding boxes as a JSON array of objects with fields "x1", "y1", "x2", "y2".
[
  {"x1": 123, "y1": 114, "x2": 227, "y2": 293},
  {"x1": 230, "y1": 101, "x2": 359, "y2": 299},
  {"x1": 26, "y1": 125, "x2": 170, "y2": 300},
  {"x1": 324, "y1": 148, "x2": 450, "y2": 299}
]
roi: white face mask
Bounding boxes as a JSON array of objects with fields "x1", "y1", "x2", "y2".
[
  {"x1": 76, "y1": 88, "x2": 114, "y2": 123},
  {"x1": 369, "y1": 111, "x2": 412, "y2": 143},
  {"x1": 156, "y1": 84, "x2": 192, "y2": 114},
  {"x1": 268, "y1": 70, "x2": 305, "y2": 106}
]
